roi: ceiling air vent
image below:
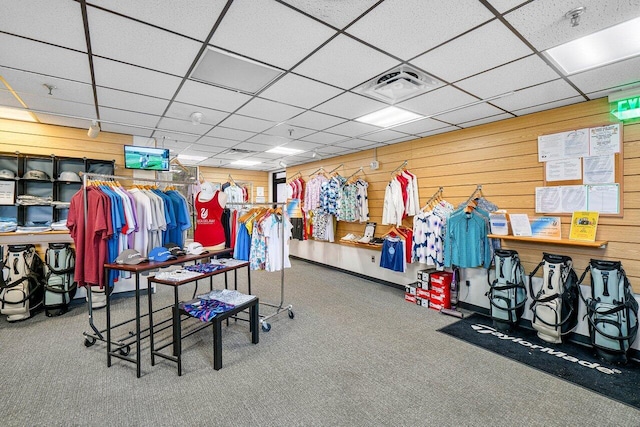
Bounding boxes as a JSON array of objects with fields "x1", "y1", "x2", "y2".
[
  {"x1": 227, "y1": 148, "x2": 255, "y2": 154},
  {"x1": 357, "y1": 65, "x2": 440, "y2": 104}
]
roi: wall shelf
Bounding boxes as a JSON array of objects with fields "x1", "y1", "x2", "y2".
[{"x1": 488, "y1": 234, "x2": 607, "y2": 248}]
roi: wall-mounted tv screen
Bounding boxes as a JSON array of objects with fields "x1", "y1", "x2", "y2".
[{"x1": 124, "y1": 145, "x2": 170, "y2": 171}]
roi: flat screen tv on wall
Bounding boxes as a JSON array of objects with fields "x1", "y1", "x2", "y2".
[{"x1": 124, "y1": 145, "x2": 170, "y2": 171}]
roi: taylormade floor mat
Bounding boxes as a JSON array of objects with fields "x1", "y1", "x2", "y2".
[{"x1": 437, "y1": 314, "x2": 640, "y2": 409}]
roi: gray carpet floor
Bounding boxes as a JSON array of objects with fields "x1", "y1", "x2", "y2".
[{"x1": 1, "y1": 259, "x2": 639, "y2": 426}]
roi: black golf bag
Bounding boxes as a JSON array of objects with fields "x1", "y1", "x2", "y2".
[
  {"x1": 528, "y1": 253, "x2": 579, "y2": 343},
  {"x1": 43, "y1": 242, "x2": 77, "y2": 316},
  {"x1": 486, "y1": 249, "x2": 527, "y2": 331},
  {"x1": 578, "y1": 259, "x2": 638, "y2": 364},
  {"x1": 0, "y1": 244, "x2": 46, "y2": 321}
]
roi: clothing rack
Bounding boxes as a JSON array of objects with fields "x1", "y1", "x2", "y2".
[
  {"x1": 80, "y1": 172, "x2": 195, "y2": 349},
  {"x1": 226, "y1": 201, "x2": 293, "y2": 332},
  {"x1": 464, "y1": 185, "x2": 483, "y2": 205},
  {"x1": 422, "y1": 187, "x2": 444, "y2": 211},
  {"x1": 287, "y1": 171, "x2": 302, "y2": 182},
  {"x1": 328, "y1": 164, "x2": 343, "y2": 175},
  {"x1": 391, "y1": 160, "x2": 408, "y2": 175},
  {"x1": 344, "y1": 166, "x2": 364, "y2": 182},
  {"x1": 308, "y1": 166, "x2": 325, "y2": 176}
]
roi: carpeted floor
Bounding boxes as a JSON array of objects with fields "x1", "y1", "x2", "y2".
[
  {"x1": 1, "y1": 259, "x2": 639, "y2": 426},
  {"x1": 438, "y1": 314, "x2": 640, "y2": 409}
]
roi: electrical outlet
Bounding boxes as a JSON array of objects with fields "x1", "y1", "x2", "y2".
[{"x1": 371, "y1": 256, "x2": 375, "y2": 263}]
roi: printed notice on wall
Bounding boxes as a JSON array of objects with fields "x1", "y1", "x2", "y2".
[
  {"x1": 545, "y1": 158, "x2": 582, "y2": 181},
  {"x1": 589, "y1": 124, "x2": 620, "y2": 156},
  {"x1": 561, "y1": 185, "x2": 588, "y2": 212},
  {"x1": 588, "y1": 184, "x2": 619, "y2": 214},
  {"x1": 536, "y1": 186, "x2": 562, "y2": 213},
  {"x1": 538, "y1": 128, "x2": 589, "y2": 162},
  {"x1": 0, "y1": 181, "x2": 15, "y2": 205},
  {"x1": 583, "y1": 154, "x2": 615, "y2": 184},
  {"x1": 536, "y1": 185, "x2": 587, "y2": 213}
]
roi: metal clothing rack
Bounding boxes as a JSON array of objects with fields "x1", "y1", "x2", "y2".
[
  {"x1": 79, "y1": 172, "x2": 195, "y2": 351},
  {"x1": 226, "y1": 201, "x2": 293, "y2": 332}
]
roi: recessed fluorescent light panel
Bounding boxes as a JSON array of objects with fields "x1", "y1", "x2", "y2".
[
  {"x1": 265, "y1": 146, "x2": 303, "y2": 155},
  {"x1": 355, "y1": 106, "x2": 424, "y2": 128},
  {"x1": 231, "y1": 160, "x2": 261, "y2": 166},
  {"x1": 177, "y1": 154, "x2": 208, "y2": 164},
  {"x1": 0, "y1": 106, "x2": 37, "y2": 122},
  {"x1": 544, "y1": 16, "x2": 640, "y2": 75}
]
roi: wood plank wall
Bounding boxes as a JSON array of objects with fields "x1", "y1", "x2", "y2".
[
  {"x1": 287, "y1": 98, "x2": 640, "y2": 292},
  {"x1": 198, "y1": 167, "x2": 270, "y2": 203}
]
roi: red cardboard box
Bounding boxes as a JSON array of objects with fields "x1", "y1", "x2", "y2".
[
  {"x1": 416, "y1": 287, "x2": 430, "y2": 299},
  {"x1": 404, "y1": 293, "x2": 417, "y2": 304},
  {"x1": 429, "y1": 301, "x2": 443, "y2": 311}
]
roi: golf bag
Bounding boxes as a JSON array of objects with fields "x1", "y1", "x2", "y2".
[
  {"x1": 578, "y1": 259, "x2": 638, "y2": 364},
  {"x1": 528, "y1": 253, "x2": 579, "y2": 344},
  {"x1": 486, "y1": 249, "x2": 527, "y2": 331},
  {"x1": 43, "y1": 242, "x2": 77, "y2": 316},
  {"x1": 0, "y1": 244, "x2": 46, "y2": 321}
]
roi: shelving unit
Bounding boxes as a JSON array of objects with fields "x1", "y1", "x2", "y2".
[{"x1": 488, "y1": 234, "x2": 608, "y2": 248}]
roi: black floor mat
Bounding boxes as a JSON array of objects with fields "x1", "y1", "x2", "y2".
[{"x1": 438, "y1": 314, "x2": 640, "y2": 409}]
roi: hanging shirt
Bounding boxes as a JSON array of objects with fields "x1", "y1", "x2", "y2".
[{"x1": 195, "y1": 191, "x2": 226, "y2": 247}]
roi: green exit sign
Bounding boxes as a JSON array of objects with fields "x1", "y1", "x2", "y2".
[{"x1": 611, "y1": 96, "x2": 640, "y2": 120}]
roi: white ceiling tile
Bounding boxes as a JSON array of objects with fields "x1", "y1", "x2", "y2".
[
  {"x1": 418, "y1": 125, "x2": 460, "y2": 137},
  {"x1": 219, "y1": 115, "x2": 275, "y2": 133},
  {"x1": 411, "y1": 20, "x2": 533, "y2": 83},
  {"x1": 262, "y1": 124, "x2": 315, "y2": 139},
  {"x1": 99, "y1": 123, "x2": 153, "y2": 137},
  {"x1": 434, "y1": 102, "x2": 506, "y2": 125},
  {"x1": 334, "y1": 138, "x2": 378, "y2": 149},
  {"x1": 398, "y1": 86, "x2": 479, "y2": 117},
  {"x1": 246, "y1": 134, "x2": 291, "y2": 146},
  {"x1": 456, "y1": 55, "x2": 560, "y2": 99},
  {"x1": 87, "y1": 7, "x2": 202, "y2": 76},
  {"x1": 259, "y1": 73, "x2": 343, "y2": 109},
  {"x1": 96, "y1": 87, "x2": 170, "y2": 116},
  {"x1": 0, "y1": 67, "x2": 94, "y2": 104},
  {"x1": 175, "y1": 80, "x2": 252, "y2": 112},
  {"x1": 151, "y1": 129, "x2": 200, "y2": 143},
  {"x1": 505, "y1": 0, "x2": 640, "y2": 51},
  {"x1": 164, "y1": 102, "x2": 228, "y2": 126},
  {"x1": 0, "y1": 0, "x2": 86, "y2": 51},
  {"x1": 359, "y1": 129, "x2": 411, "y2": 143},
  {"x1": 294, "y1": 34, "x2": 400, "y2": 90},
  {"x1": 314, "y1": 92, "x2": 387, "y2": 120},
  {"x1": 19, "y1": 93, "x2": 95, "y2": 119},
  {"x1": 300, "y1": 132, "x2": 347, "y2": 144},
  {"x1": 93, "y1": 57, "x2": 182, "y2": 99},
  {"x1": 280, "y1": 0, "x2": 380, "y2": 29},
  {"x1": 360, "y1": 142, "x2": 387, "y2": 150},
  {"x1": 281, "y1": 140, "x2": 322, "y2": 151},
  {"x1": 194, "y1": 136, "x2": 240, "y2": 149},
  {"x1": 89, "y1": 0, "x2": 227, "y2": 42},
  {"x1": 235, "y1": 98, "x2": 305, "y2": 122},
  {"x1": 0, "y1": 33, "x2": 91, "y2": 83},
  {"x1": 391, "y1": 118, "x2": 451, "y2": 134},
  {"x1": 286, "y1": 110, "x2": 346, "y2": 130},
  {"x1": 157, "y1": 117, "x2": 211, "y2": 135},
  {"x1": 486, "y1": 0, "x2": 529, "y2": 14},
  {"x1": 206, "y1": 127, "x2": 255, "y2": 142},
  {"x1": 568, "y1": 55, "x2": 640, "y2": 95},
  {"x1": 512, "y1": 96, "x2": 586, "y2": 117},
  {"x1": 0, "y1": 89, "x2": 23, "y2": 108},
  {"x1": 347, "y1": 0, "x2": 494, "y2": 60},
  {"x1": 34, "y1": 114, "x2": 93, "y2": 131},
  {"x1": 386, "y1": 135, "x2": 417, "y2": 144},
  {"x1": 492, "y1": 79, "x2": 581, "y2": 112},
  {"x1": 211, "y1": 0, "x2": 334, "y2": 69},
  {"x1": 457, "y1": 113, "x2": 514, "y2": 128},
  {"x1": 100, "y1": 106, "x2": 161, "y2": 128},
  {"x1": 325, "y1": 121, "x2": 379, "y2": 137}
]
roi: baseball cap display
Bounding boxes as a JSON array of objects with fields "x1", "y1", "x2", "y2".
[
  {"x1": 186, "y1": 242, "x2": 208, "y2": 255},
  {"x1": 59, "y1": 171, "x2": 82, "y2": 182},
  {"x1": 148, "y1": 246, "x2": 177, "y2": 262},
  {"x1": 163, "y1": 242, "x2": 186, "y2": 256},
  {"x1": 23, "y1": 170, "x2": 50, "y2": 180},
  {"x1": 0, "y1": 169, "x2": 15, "y2": 179},
  {"x1": 115, "y1": 249, "x2": 148, "y2": 265}
]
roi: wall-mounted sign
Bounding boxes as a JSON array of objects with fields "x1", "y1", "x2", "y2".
[{"x1": 611, "y1": 95, "x2": 640, "y2": 121}]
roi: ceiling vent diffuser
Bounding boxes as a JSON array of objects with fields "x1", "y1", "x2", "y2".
[
  {"x1": 357, "y1": 65, "x2": 439, "y2": 103},
  {"x1": 227, "y1": 148, "x2": 255, "y2": 154}
]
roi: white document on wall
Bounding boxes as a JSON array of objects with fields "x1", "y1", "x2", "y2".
[
  {"x1": 0, "y1": 181, "x2": 15, "y2": 205},
  {"x1": 589, "y1": 124, "x2": 621, "y2": 156},
  {"x1": 538, "y1": 128, "x2": 589, "y2": 162},
  {"x1": 561, "y1": 185, "x2": 588, "y2": 212},
  {"x1": 535, "y1": 186, "x2": 562, "y2": 213},
  {"x1": 545, "y1": 158, "x2": 582, "y2": 181},
  {"x1": 509, "y1": 214, "x2": 532, "y2": 237},
  {"x1": 588, "y1": 184, "x2": 620, "y2": 214},
  {"x1": 583, "y1": 154, "x2": 615, "y2": 184}
]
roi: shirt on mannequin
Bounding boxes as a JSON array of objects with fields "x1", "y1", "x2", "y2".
[{"x1": 195, "y1": 182, "x2": 227, "y2": 248}]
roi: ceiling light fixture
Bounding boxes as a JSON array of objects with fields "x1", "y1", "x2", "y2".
[
  {"x1": 355, "y1": 106, "x2": 424, "y2": 128},
  {"x1": 311, "y1": 150, "x2": 322, "y2": 159},
  {"x1": 266, "y1": 146, "x2": 303, "y2": 155},
  {"x1": 190, "y1": 112, "x2": 203, "y2": 125},
  {"x1": 544, "y1": 16, "x2": 640, "y2": 75},
  {"x1": 87, "y1": 120, "x2": 100, "y2": 138},
  {"x1": 279, "y1": 161, "x2": 287, "y2": 168},
  {"x1": 231, "y1": 159, "x2": 261, "y2": 166}
]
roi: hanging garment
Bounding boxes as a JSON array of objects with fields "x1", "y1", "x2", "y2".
[{"x1": 194, "y1": 190, "x2": 226, "y2": 247}]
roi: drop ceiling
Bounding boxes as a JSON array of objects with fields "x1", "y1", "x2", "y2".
[{"x1": 1, "y1": 0, "x2": 639, "y2": 171}]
